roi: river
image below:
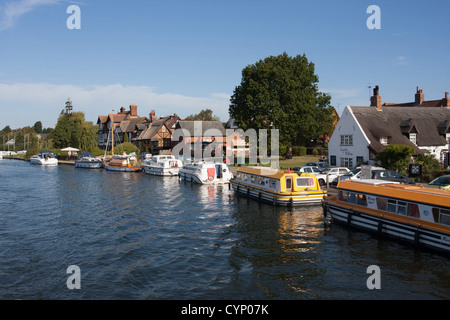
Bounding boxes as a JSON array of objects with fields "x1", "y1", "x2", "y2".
[{"x1": 0, "y1": 159, "x2": 449, "y2": 300}]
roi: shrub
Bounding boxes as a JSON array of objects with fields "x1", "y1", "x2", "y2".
[{"x1": 113, "y1": 142, "x2": 140, "y2": 155}]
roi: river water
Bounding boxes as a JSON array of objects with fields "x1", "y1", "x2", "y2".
[{"x1": 0, "y1": 159, "x2": 449, "y2": 300}]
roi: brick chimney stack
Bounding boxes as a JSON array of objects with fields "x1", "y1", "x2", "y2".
[
  {"x1": 149, "y1": 110, "x2": 156, "y2": 122},
  {"x1": 129, "y1": 104, "x2": 138, "y2": 116},
  {"x1": 445, "y1": 92, "x2": 449, "y2": 108},
  {"x1": 370, "y1": 85, "x2": 382, "y2": 110},
  {"x1": 415, "y1": 87, "x2": 424, "y2": 105}
]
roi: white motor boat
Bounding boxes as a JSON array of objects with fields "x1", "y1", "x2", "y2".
[
  {"x1": 141, "y1": 155, "x2": 183, "y2": 176},
  {"x1": 30, "y1": 151, "x2": 58, "y2": 166},
  {"x1": 179, "y1": 161, "x2": 233, "y2": 184},
  {"x1": 75, "y1": 152, "x2": 104, "y2": 169}
]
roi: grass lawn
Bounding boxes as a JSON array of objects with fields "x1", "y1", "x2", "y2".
[
  {"x1": 231, "y1": 155, "x2": 321, "y2": 169},
  {"x1": 278, "y1": 156, "x2": 321, "y2": 169}
]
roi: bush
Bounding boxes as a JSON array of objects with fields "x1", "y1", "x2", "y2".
[{"x1": 113, "y1": 142, "x2": 140, "y2": 155}]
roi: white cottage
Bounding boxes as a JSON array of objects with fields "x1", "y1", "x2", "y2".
[{"x1": 328, "y1": 86, "x2": 450, "y2": 168}]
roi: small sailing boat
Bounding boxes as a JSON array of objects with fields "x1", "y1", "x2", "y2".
[{"x1": 103, "y1": 124, "x2": 140, "y2": 172}]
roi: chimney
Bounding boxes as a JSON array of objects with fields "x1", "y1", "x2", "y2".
[
  {"x1": 129, "y1": 104, "x2": 138, "y2": 116},
  {"x1": 415, "y1": 87, "x2": 424, "y2": 105},
  {"x1": 444, "y1": 92, "x2": 449, "y2": 108},
  {"x1": 120, "y1": 107, "x2": 125, "y2": 113},
  {"x1": 149, "y1": 110, "x2": 156, "y2": 122},
  {"x1": 370, "y1": 85, "x2": 382, "y2": 110}
]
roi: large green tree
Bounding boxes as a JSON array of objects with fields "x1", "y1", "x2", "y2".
[
  {"x1": 52, "y1": 110, "x2": 97, "y2": 151},
  {"x1": 229, "y1": 52, "x2": 335, "y2": 148},
  {"x1": 185, "y1": 108, "x2": 220, "y2": 121}
]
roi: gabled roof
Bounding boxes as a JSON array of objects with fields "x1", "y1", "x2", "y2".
[
  {"x1": 175, "y1": 121, "x2": 226, "y2": 136},
  {"x1": 350, "y1": 106, "x2": 450, "y2": 154},
  {"x1": 136, "y1": 119, "x2": 171, "y2": 141},
  {"x1": 118, "y1": 117, "x2": 146, "y2": 133}
]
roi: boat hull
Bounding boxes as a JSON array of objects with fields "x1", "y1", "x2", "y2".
[
  {"x1": 232, "y1": 181, "x2": 325, "y2": 206},
  {"x1": 323, "y1": 201, "x2": 450, "y2": 254},
  {"x1": 142, "y1": 165, "x2": 180, "y2": 176},
  {"x1": 105, "y1": 165, "x2": 140, "y2": 172},
  {"x1": 30, "y1": 159, "x2": 58, "y2": 166},
  {"x1": 75, "y1": 161, "x2": 103, "y2": 169},
  {"x1": 179, "y1": 171, "x2": 231, "y2": 185}
]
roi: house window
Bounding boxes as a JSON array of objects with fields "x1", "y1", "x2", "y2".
[
  {"x1": 340, "y1": 135, "x2": 353, "y2": 146},
  {"x1": 380, "y1": 137, "x2": 389, "y2": 145},
  {"x1": 330, "y1": 156, "x2": 336, "y2": 166},
  {"x1": 340, "y1": 157, "x2": 353, "y2": 168},
  {"x1": 356, "y1": 156, "x2": 364, "y2": 165},
  {"x1": 409, "y1": 133, "x2": 417, "y2": 144}
]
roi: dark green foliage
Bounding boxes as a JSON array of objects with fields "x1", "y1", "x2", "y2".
[
  {"x1": 375, "y1": 144, "x2": 415, "y2": 175},
  {"x1": 229, "y1": 52, "x2": 335, "y2": 148}
]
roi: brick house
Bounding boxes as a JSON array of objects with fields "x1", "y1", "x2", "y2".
[{"x1": 97, "y1": 104, "x2": 147, "y2": 150}]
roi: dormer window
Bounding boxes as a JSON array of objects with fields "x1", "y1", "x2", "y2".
[
  {"x1": 380, "y1": 137, "x2": 389, "y2": 145},
  {"x1": 409, "y1": 133, "x2": 417, "y2": 145}
]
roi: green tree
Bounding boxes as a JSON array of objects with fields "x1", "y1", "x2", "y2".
[
  {"x1": 185, "y1": 108, "x2": 220, "y2": 121},
  {"x1": 229, "y1": 52, "x2": 335, "y2": 149},
  {"x1": 375, "y1": 144, "x2": 415, "y2": 175},
  {"x1": 33, "y1": 121, "x2": 43, "y2": 133},
  {"x1": 2, "y1": 125, "x2": 12, "y2": 134},
  {"x1": 52, "y1": 105, "x2": 97, "y2": 151}
]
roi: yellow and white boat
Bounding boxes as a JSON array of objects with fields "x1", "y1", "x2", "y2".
[
  {"x1": 322, "y1": 179, "x2": 450, "y2": 253},
  {"x1": 231, "y1": 166, "x2": 326, "y2": 206}
]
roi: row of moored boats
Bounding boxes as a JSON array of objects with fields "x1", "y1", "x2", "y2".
[{"x1": 28, "y1": 151, "x2": 450, "y2": 254}]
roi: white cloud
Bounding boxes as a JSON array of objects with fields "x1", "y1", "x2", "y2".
[
  {"x1": 394, "y1": 56, "x2": 409, "y2": 65},
  {"x1": 0, "y1": 0, "x2": 61, "y2": 30},
  {"x1": 0, "y1": 82, "x2": 231, "y2": 129}
]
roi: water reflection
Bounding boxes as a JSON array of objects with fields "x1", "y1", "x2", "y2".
[{"x1": 0, "y1": 160, "x2": 449, "y2": 300}]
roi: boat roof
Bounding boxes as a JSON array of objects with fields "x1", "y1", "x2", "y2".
[
  {"x1": 237, "y1": 166, "x2": 304, "y2": 179},
  {"x1": 337, "y1": 180, "x2": 450, "y2": 207}
]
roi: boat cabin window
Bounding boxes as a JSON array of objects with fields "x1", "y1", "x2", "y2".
[
  {"x1": 432, "y1": 208, "x2": 450, "y2": 225},
  {"x1": 377, "y1": 198, "x2": 387, "y2": 211},
  {"x1": 408, "y1": 203, "x2": 420, "y2": 218},
  {"x1": 269, "y1": 179, "x2": 277, "y2": 189},
  {"x1": 357, "y1": 194, "x2": 367, "y2": 206},
  {"x1": 286, "y1": 177, "x2": 292, "y2": 190},
  {"x1": 296, "y1": 177, "x2": 315, "y2": 187},
  {"x1": 397, "y1": 201, "x2": 407, "y2": 215},
  {"x1": 387, "y1": 199, "x2": 397, "y2": 213}
]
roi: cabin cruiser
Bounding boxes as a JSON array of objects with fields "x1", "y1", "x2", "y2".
[
  {"x1": 141, "y1": 155, "x2": 183, "y2": 176},
  {"x1": 232, "y1": 167, "x2": 326, "y2": 206},
  {"x1": 29, "y1": 151, "x2": 58, "y2": 166},
  {"x1": 104, "y1": 153, "x2": 140, "y2": 172},
  {"x1": 179, "y1": 161, "x2": 233, "y2": 184},
  {"x1": 75, "y1": 152, "x2": 103, "y2": 169}
]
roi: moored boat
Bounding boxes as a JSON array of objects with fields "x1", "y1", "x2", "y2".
[
  {"x1": 178, "y1": 161, "x2": 233, "y2": 184},
  {"x1": 141, "y1": 155, "x2": 183, "y2": 176},
  {"x1": 29, "y1": 151, "x2": 58, "y2": 166},
  {"x1": 75, "y1": 152, "x2": 104, "y2": 169},
  {"x1": 322, "y1": 179, "x2": 450, "y2": 253},
  {"x1": 104, "y1": 154, "x2": 140, "y2": 172},
  {"x1": 231, "y1": 166, "x2": 326, "y2": 206}
]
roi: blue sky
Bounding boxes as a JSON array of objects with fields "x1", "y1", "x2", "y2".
[{"x1": 1, "y1": 0, "x2": 449, "y2": 129}]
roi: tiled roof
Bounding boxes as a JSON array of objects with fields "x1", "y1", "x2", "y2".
[{"x1": 350, "y1": 106, "x2": 450, "y2": 154}]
